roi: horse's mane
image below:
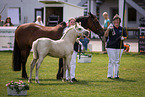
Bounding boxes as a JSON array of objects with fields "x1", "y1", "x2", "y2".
[{"x1": 75, "y1": 16, "x2": 88, "y2": 28}]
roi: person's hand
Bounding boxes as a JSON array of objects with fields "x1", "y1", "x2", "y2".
[
  {"x1": 120, "y1": 36, "x2": 125, "y2": 40},
  {"x1": 108, "y1": 23, "x2": 113, "y2": 30}
]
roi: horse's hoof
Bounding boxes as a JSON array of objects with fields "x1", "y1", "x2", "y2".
[
  {"x1": 35, "y1": 80, "x2": 40, "y2": 84},
  {"x1": 22, "y1": 76, "x2": 28, "y2": 79},
  {"x1": 62, "y1": 79, "x2": 65, "y2": 82},
  {"x1": 62, "y1": 79, "x2": 66, "y2": 82},
  {"x1": 28, "y1": 79, "x2": 32, "y2": 83}
]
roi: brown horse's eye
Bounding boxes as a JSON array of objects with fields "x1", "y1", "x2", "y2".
[{"x1": 78, "y1": 28, "x2": 82, "y2": 30}]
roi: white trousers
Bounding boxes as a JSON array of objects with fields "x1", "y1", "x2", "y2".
[
  {"x1": 107, "y1": 48, "x2": 123, "y2": 78},
  {"x1": 66, "y1": 51, "x2": 77, "y2": 80}
]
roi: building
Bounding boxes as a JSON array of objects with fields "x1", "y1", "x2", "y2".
[
  {"x1": 0, "y1": 0, "x2": 84, "y2": 26},
  {"x1": 1, "y1": 0, "x2": 144, "y2": 27},
  {"x1": 0, "y1": 0, "x2": 145, "y2": 51}
]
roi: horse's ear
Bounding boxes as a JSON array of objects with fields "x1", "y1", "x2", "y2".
[
  {"x1": 88, "y1": 12, "x2": 94, "y2": 18},
  {"x1": 79, "y1": 22, "x2": 81, "y2": 25}
]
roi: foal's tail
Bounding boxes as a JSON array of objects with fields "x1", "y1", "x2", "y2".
[
  {"x1": 32, "y1": 40, "x2": 39, "y2": 59},
  {"x1": 12, "y1": 38, "x2": 21, "y2": 71}
]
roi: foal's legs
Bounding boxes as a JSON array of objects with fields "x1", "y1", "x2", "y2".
[
  {"x1": 28, "y1": 59, "x2": 37, "y2": 83},
  {"x1": 63, "y1": 55, "x2": 72, "y2": 82},
  {"x1": 35, "y1": 57, "x2": 44, "y2": 83},
  {"x1": 62, "y1": 58, "x2": 67, "y2": 81}
]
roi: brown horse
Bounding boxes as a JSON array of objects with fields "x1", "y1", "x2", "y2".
[
  {"x1": 56, "y1": 12, "x2": 104, "y2": 79},
  {"x1": 12, "y1": 22, "x2": 66, "y2": 78}
]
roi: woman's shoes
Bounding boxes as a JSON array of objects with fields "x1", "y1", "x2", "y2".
[{"x1": 72, "y1": 78, "x2": 78, "y2": 82}]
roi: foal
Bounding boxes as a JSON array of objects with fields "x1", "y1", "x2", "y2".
[{"x1": 28, "y1": 23, "x2": 88, "y2": 83}]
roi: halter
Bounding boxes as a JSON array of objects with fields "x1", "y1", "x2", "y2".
[{"x1": 74, "y1": 26, "x2": 85, "y2": 35}]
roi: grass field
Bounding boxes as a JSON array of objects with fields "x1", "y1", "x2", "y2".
[{"x1": 0, "y1": 51, "x2": 145, "y2": 97}]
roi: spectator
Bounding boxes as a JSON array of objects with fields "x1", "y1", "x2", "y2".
[
  {"x1": 103, "y1": 12, "x2": 110, "y2": 29},
  {"x1": 3, "y1": 17, "x2": 14, "y2": 26},
  {"x1": 84, "y1": 35, "x2": 90, "y2": 51},
  {"x1": 80, "y1": 35, "x2": 90, "y2": 51},
  {"x1": 124, "y1": 43, "x2": 130, "y2": 53},
  {"x1": 102, "y1": 12, "x2": 110, "y2": 53},
  {"x1": 0, "y1": 15, "x2": 4, "y2": 26},
  {"x1": 35, "y1": 16, "x2": 44, "y2": 26}
]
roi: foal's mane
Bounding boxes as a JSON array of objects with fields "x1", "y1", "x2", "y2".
[{"x1": 61, "y1": 26, "x2": 74, "y2": 39}]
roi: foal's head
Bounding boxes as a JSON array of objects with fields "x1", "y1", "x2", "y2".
[{"x1": 74, "y1": 23, "x2": 89, "y2": 37}]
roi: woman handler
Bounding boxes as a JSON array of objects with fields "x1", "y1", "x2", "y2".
[{"x1": 104, "y1": 14, "x2": 127, "y2": 79}]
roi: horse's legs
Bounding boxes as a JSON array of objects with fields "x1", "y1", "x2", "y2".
[
  {"x1": 57, "y1": 58, "x2": 63, "y2": 80},
  {"x1": 35, "y1": 57, "x2": 44, "y2": 83},
  {"x1": 62, "y1": 58, "x2": 66, "y2": 81},
  {"x1": 28, "y1": 59, "x2": 37, "y2": 83},
  {"x1": 66, "y1": 55, "x2": 72, "y2": 82},
  {"x1": 21, "y1": 49, "x2": 30, "y2": 79},
  {"x1": 63, "y1": 55, "x2": 72, "y2": 82}
]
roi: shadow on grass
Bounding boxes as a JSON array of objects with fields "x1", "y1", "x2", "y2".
[
  {"x1": 39, "y1": 82, "x2": 67, "y2": 86},
  {"x1": 111, "y1": 78, "x2": 136, "y2": 82},
  {"x1": 16, "y1": 78, "x2": 59, "y2": 81},
  {"x1": 16, "y1": 78, "x2": 136, "y2": 86},
  {"x1": 38, "y1": 79, "x2": 90, "y2": 86}
]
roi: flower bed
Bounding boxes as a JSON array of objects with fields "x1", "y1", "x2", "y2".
[{"x1": 6, "y1": 80, "x2": 29, "y2": 96}]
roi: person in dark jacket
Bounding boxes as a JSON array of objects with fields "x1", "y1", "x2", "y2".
[{"x1": 104, "y1": 14, "x2": 127, "y2": 79}]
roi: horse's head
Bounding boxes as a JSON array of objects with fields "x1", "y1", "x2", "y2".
[
  {"x1": 76, "y1": 13, "x2": 104, "y2": 40},
  {"x1": 74, "y1": 22, "x2": 89, "y2": 37},
  {"x1": 58, "y1": 21, "x2": 67, "y2": 28},
  {"x1": 88, "y1": 12, "x2": 104, "y2": 37}
]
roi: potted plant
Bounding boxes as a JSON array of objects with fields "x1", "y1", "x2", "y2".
[{"x1": 6, "y1": 80, "x2": 29, "y2": 96}]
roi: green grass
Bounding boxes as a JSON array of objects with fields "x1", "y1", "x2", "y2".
[{"x1": 0, "y1": 51, "x2": 145, "y2": 97}]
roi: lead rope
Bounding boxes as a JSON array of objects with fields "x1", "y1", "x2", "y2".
[{"x1": 119, "y1": 0, "x2": 126, "y2": 64}]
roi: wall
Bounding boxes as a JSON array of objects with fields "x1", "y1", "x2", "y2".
[
  {"x1": 99, "y1": 0, "x2": 118, "y2": 26},
  {"x1": 0, "y1": 0, "x2": 44, "y2": 25},
  {"x1": 63, "y1": 3, "x2": 84, "y2": 22},
  {"x1": 67, "y1": 0, "x2": 81, "y2": 6},
  {"x1": 99, "y1": 0, "x2": 144, "y2": 28}
]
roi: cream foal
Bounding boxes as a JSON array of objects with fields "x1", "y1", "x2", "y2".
[{"x1": 28, "y1": 23, "x2": 88, "y2": 83}]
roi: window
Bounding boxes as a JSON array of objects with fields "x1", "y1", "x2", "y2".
[
  {"x1": 8, "y1": 8, "x2": 21, "y2": 25},
  {"x1": 128, "y1": 8, "x2": 136, "y2": 21},
  {"x1": 35, "y1": 8, "x2": 44, "y2": 22},
  {"x1": 110, "y1": 7, "x2": 118, "y2": 21}
]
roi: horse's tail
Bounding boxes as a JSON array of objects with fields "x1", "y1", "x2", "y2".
[
  {"x1": 12, "y1": 38, "x2": 21, "y2": 71},
  {"x1": 32, "y1": 40, "x2": 39, "y2": 59}
]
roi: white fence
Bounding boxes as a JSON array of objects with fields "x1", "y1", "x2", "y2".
[{"x1": 0, "y1": 27, "x2": 17, "y2": 51}]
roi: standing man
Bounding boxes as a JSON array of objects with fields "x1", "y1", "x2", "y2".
[{"x1": 104, "y1": 14, "x2": 127, "y2": 79}]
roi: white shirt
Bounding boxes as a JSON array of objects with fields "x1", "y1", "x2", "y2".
[{"x1": 35, "y1": 21, "x2": 44, "y2": 26}]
